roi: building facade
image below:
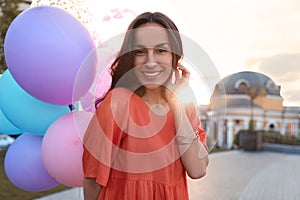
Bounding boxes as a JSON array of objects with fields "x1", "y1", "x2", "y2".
[{"x1": 200, "y1": 71, "x2": 300, "y2": 149}]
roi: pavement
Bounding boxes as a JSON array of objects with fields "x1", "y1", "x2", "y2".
[{"x1": 35, "y1": 150, "x2": 300, "y2": 200}]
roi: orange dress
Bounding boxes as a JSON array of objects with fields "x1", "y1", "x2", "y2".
[{"x1": 83, "y1": 88, "x2": 206, "y2": 200}]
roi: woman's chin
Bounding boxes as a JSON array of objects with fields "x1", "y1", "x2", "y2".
[{"x1": 143, "y1": 83, "x2": 161, "y2": 90}]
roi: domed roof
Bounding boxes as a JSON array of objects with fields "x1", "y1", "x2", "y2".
[{"x1": 213, "y1": 71, "x2": 281, "y2": 97}]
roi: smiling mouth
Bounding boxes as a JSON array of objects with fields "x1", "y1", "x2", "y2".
[{"x1": 143, "y1": 71, "x2": 162, "y2": 77}]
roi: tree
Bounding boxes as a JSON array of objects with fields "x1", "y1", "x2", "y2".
[{"x1": 0, "y1": 0, "x2": 30, "y2": 73}]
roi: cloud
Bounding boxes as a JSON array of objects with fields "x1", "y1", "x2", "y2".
[{"x1": 257, "y1": 53, "x2": 300, "y2": 106}]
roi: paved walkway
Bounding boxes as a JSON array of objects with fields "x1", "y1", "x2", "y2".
[
  {"x1": 36, "y1": 150, "x2": 300, "y2": 200},
  {"x1": 188, "y1": 150, "x2": 300, "y2": 200}
]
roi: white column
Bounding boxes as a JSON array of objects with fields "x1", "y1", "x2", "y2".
[
  {"x1": 281, "y1": 119, "x2": 286, "y2": 136},
  {"x1": 244, "y1": 119, "x2": 249, "y2": 130},
  {"x1": 256, "y1": 120, "x2": 263, "y2": 130},
  {"x1": 205, "y1": 120, "x2": 210, "y2": 137},
  {"x1": 227, "y1": 120, "x2": 233, "y2": 149},
  {"x1": 217, "y1": 120, "x2": 224, "y2": 147}
]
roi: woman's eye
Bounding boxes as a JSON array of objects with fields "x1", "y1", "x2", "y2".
[
  {"x1": 134, "y1": 49, "x2": 146, "y2": 56},
  {"x1": 156, "y1": 48, "x2": 168, "y2": 53}
]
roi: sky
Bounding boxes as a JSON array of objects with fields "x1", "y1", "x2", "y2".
[
  {"x1": 170, "y1": 0, "x2": 300, "y2": 106},
  {"x1": 29, "y1": 0, "x2": 300, "y2": 106},
  {"x1": 90, "y1": 0, "x2": 300, "y2": 106}
]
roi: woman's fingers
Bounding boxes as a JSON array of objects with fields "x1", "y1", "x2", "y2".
[
  {"x1": 174, "y1": 68, "x2": 180, "y2": 81},
  {"x1": 177, "y1": 63, "x2": 190, "y2": 80}
]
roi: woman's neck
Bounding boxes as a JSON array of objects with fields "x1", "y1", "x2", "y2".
[
  {"x1": 142, "y1": 87, "x2": 166, "y2": 105},
  {"x1": 142, "y1": 87, "x2": 170, "y2": 115}
]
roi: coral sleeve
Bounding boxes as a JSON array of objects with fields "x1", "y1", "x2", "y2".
[{"x1": 82, "y1": 89, "x2": 126, "y2": 187}]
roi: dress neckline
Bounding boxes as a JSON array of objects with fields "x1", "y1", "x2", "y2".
[{"x1": 131, "y1": 91, "x2": 172, "y2": 117}]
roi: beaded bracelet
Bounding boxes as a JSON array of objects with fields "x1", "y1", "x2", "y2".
[{"x1": 176, "y1": 130, "x2": 199, "y2": 145}]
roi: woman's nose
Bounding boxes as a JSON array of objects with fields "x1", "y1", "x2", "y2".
[{"x1": 145, "y1": 50, "x2": 156, "y2": 67}]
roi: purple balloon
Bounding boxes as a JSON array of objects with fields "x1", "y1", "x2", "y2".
[
  {"x1": 4, "y1": 133, "x2": 59, "y2": 192},
  {"x1": 4, "y1": 6, "x2": 96, "y2": 105}
]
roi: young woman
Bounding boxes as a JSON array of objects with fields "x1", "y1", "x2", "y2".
[{"x1": 83, "y1": 12, "x2": 209, "y2": 200}]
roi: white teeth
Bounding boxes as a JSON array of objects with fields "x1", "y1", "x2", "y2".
[{"x1": 143, "y1": 72, "x2": 161, "y2": 77}]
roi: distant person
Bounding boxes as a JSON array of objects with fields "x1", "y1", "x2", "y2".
[{"x1": 82, "y1": 11, "x2": 209, "y2": 200}]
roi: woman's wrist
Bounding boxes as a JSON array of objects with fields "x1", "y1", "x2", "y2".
[{"x1": 176, "y1": 130, "x2": 199, "y2": 145}]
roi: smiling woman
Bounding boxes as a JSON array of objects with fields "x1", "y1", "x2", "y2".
[{"x1": 82, "y1": 11, "x2": 209, "y2": 200}]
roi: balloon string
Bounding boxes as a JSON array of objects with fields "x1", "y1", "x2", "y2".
[{"x1": 68, "y1": 104, "x2": 75, "y2": 111}]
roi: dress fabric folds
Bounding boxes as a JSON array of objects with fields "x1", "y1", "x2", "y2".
[{"x1": 83, "y1": 88, "x2": 206, "y2": 200}]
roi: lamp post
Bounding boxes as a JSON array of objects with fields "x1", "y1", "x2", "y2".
[{"x1": 247, "y1": 88, "x2": 257, "y2": 132}]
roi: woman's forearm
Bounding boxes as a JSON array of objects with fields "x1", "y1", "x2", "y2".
[
  {"x1": 83, "y1": 178, "x2": 102, "y2": 200},
  {"x1": 169, "y1": 100, "x2": 209, "y2": 179},
  {"x1": 178, "y1": 137, "x2": 209, "y2": 179}
]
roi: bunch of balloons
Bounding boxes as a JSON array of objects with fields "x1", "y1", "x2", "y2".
[
  {"x1": 0, "y1": 0, "x2": 138, "y2": 191},
  {"x1": 0, "y1": 5, "x2": 97, "y2": 191}
]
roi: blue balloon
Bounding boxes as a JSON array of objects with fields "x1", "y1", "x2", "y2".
[
  {"x1": 4, "y1": 133, "x2": 59, "y2": 192},
  {"x1": 0, "y1": 70, "x2": 71, "y2": 135},
  {"x1": 0, "y1": 108, "x2": 22, "y2": 135}
]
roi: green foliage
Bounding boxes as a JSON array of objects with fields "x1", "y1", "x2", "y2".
[
  {"x1": 263, "y1": 131, "x2": 300, "y2": 146},
  {"x1": 235, "y1": 130, "x2": 300, "y2": 147},
  {"x1": 0, "y1": 0, "x2": 30, "y2": 73}
]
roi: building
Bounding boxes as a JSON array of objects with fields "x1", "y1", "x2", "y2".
[{"x1": 200, "y1": 71, "x2": 300, "y2": 149}]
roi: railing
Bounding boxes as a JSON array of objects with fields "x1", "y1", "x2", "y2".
[{"x1": 263, "y1": 143, "x2": 300, "y2": 154}]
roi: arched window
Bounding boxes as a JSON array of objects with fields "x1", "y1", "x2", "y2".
[
  {"x1": 269, "y1": 124, "x2": 275, "y2": 131},
  {"x1": 234, "y1": 79, "x2": 250, "y2": 93}
]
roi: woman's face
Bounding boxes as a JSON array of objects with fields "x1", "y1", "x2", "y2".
[{"x1": 133, "y1": 22, "x2": 173, "y2": 89}]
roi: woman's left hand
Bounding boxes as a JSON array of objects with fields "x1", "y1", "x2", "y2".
[{"x1": 164, "y1": 63, "x2": 190, "y2": 106}]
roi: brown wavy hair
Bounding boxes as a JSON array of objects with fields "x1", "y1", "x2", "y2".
[{"x1": 95, "y1": 12, "x2": 183, "y2": 108}]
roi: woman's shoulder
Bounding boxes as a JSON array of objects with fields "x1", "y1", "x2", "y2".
[
  {"x1": 105, "y1": 87, "x2": 138, "y2": 103},
  {"x1": 98, "y1": 87, "x2": 140, "y2": 110},
  {"x1": 109, "y1": 87, "x2": 133, "y2": 95}
]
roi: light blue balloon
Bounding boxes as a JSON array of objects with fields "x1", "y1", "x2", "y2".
[
  {"x1": 0, "y1": 70, "x2": 71, "y2": 135},
  {"x1": 0, "y1": 108, "x2": 22, "y2": 135}
]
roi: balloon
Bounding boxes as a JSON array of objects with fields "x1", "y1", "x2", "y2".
[
  {"x1": 42, "y1": 111, "x2": 93, "y2": 187},
  {"x1": 0, "y1": 108, "x2": 22, "y2": 135},
  {"x1": 80, "y1": 91, "x2": 96, "y2": 113},
  {"x1": 80, "y1": 69, "x2": 112, "y2": 112},
  {"x1": 4, "y1": 6, "x2": 96, "y2": 105},
  {"x1": 0, "y1": 70, "x2": 71, "y2": 135},
  {"x1": 80, "y1": 46, "x2": 115, "y2": 112},
  {"x1": 0, "y1": 73, "x2": 21, "y2": 134},
  {"x1": 4, "y1": 133, "x2": 59, "y2": 192}
]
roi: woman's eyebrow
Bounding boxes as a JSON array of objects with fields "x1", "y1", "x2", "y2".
[
  {"x1": 133, "y1": 44, "x2": 146, "y2": 49},
  {"x1": 133, "y1": 43, "x2": 170, "y2": 49},
  {"x1": 155, "y1": 43, "x2": 170, "y2": 48}
]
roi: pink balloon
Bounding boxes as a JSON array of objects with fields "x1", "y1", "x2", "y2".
[
  {"x1": 80, "y1": 47, "x2": 115, "y2": 112},
  {"x1": 80, "y1": 91, "x2": 96, "y2": 112},
  {"x1": 42, "y1": 111, "x2": 93, "y2": 187},
  {"x1": 81, "y1": 70, "x2": 112, "y2": 112}
]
